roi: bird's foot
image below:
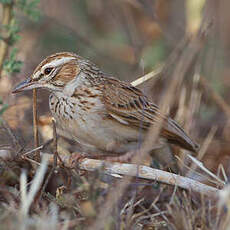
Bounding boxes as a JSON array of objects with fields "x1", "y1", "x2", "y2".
[
  {"x1": 104, "y1": 150, "x2": 136, "y2": 163},
  {"x1": 69, "y1": 152, "x2": 90, "y2": 176}
]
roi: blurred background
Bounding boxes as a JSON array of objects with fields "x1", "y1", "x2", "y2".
[{"x1": 1, "y1": 0, "x2": 230, "y2": 229}]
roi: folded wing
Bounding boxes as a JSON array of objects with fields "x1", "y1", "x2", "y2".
[{"x1": 102, "y1": 78, "x2": 199, "y2": 152}]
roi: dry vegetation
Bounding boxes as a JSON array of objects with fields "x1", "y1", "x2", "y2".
[{"x1": 1, "y1": 0, "x2": 230, "y2": 229}]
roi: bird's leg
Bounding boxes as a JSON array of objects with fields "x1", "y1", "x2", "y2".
[
  {"x1": 150, "y1": 143, "x2": 179, "y2": 173},
  {"x1": 103, "y1": 140, "x2": 140, "y2": 163},
  {"x1": 103, "y1": 144, "x2": 171, "y2": 164},
  {"x1": 69, "y1": 152, "x2": 93, "y2": 176},
  {"x1": 104, "y1": 151, "x2": 137, "y2": 163}
]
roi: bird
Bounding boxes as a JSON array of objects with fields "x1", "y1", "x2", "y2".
[{"x1": 12, "y1": 52, "x2": 199, "y2": 166}]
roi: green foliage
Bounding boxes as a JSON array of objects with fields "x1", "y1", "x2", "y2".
[
  {"x1": 0, "y1": 19, "x2": 20, "y2": 46},
  {"x1": 4, "y1": 19, "x2": 20, "y2": 45},
  {"x1": 16, "y1": 0, "x2": 40, "y2": 21},
  {"x1": 3, "y1": 48, "x2": 23, "y2": 73},
  {"x1": 0, "y1": 0, "x2": 40, "y2": 75},
  {"x1": 0, "y1": 0, "x2": 13, "y2": 4}
]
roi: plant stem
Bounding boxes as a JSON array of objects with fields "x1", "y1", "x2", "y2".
[
  {"x1": 33, "y1": 89, "x2": 40, "y2": 162},
  {"x1": 0, "y1": 3, "x2": 13, "y2": 75}
]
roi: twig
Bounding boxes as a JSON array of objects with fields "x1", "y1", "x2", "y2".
[
  {"x1": 44, "y1": 151, "x2": 219, "y2": 197},
  {"x1": 78, "y1": 159, "x2": 218, "y2": 197},
  {"x1": 187, "y1": 155, "x2": 225, "y2": 186},
  {"x1": 200, "y1": 75, "x2": 230, "y2": 118},
  {"x1": 130, "y1": 37, "x2": 190, "y2": 88},
  {"x1": 176, "y1": 155, "x2": 224, "y2": 187},
  {"x1": 52, "y1": 118, "x2": 58, "y2": 168},
  {"x1": 22, "y1": 156, "x2": 40, "y2": 166},
  {"x1": 32, "y1": 89, "x2": 40, "y2": 162},
  {"x1": 21, "y1": 139, "x2": 53, "y2": 158},
  {"x1": 2, "y1": 119, "x2": 22, "y2": 150},
  {"x1": 188, "y1": 126, "x2": 217, "y2": 172},
  {"x1": 47, "y1": 154, "x2": 219, "y2": 198},
  {"x1": 131, "y1": 64, "x2": 163, "y2": 87}
]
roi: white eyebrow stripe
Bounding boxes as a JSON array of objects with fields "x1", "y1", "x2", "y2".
[{"x1": 41, "y1": 57, "x2": 75, "y2": 71}]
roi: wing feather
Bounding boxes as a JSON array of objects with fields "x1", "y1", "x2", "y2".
[{"x1": 101, "y1": 78, "x2": 199, "y2": 152}]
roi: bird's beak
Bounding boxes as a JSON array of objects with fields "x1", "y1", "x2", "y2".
[{"x1": 12, "y1": 77, "x2": 35, "y2": 93}]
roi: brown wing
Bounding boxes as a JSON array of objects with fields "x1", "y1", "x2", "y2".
[{"x1": 102, "y1": 78, "x2": 199, "y2": 152}]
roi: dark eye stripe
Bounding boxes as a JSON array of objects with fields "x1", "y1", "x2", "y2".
[{"x1": 32, "y1": 73, "x2": 44, "y2": 81}]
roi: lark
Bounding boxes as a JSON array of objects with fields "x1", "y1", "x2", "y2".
[{"x1": 13, "y1": 52, "x2": 199, "y2": 164}]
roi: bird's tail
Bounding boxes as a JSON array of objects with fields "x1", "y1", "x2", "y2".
[{"x1": 163, "y1": 118, "x2": 199, "y2": 152}]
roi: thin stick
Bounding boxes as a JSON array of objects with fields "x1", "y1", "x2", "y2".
[
  {"x1": 200, "y1": 76, "x2": 230, "y2": 118},
  {"x1": 79, "y1": 159, "x2": 218, "y2": 197},
  {"x1": 131, "y1": 64, "x2": 163, "y2": 87},
  {"x1": 44, "y1": 151, "x2": 220, "y2": 197},
  {"x1": 48, "y1": 155, "x2": 217, "y2": 198},
  {"x1": 52, "y1": 118, "x2": 58, "y2": 168},
  {"x1": 32, "y1": 89, "x2": 40, "y2": 162},
  {"x1": 21, "y1": 139, "x2": 53, "y2": 158},
  {"x1": 2, "y1": 119, "x2": 21, "y2": 150}
]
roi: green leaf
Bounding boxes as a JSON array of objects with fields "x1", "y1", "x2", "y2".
[
  {"x1": 3, "y1": 48, "x2": 23, "y2": 74},
  {"x1": 3, "y1": 19, "x2": 21, "y2": 45},
  {"x1": 16, "y1": 0, "x2": 40, "y2": 21}
]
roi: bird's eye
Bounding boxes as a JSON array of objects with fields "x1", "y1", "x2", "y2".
[{"x1": 44, "y1": 67, "x2": 53, "y2": 75}]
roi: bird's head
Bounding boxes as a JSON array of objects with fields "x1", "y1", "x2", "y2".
[{"x1": 12, "y1": 52, "x2": 81, "y2": 94}]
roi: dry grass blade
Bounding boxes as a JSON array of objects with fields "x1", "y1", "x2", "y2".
[
  {"x1": 187, "y1": 155, "x2": 225, "y2": 186},
  {"x1": 176, "y1": 155, "x2": 222, "y2": 187},
  {"x1": 20, "y1": 157, "x2": 48, "y2": 217},
  {"x1": 217, "y1": 164, "x2": 228, "y2": 183},
  {"x1": 52, "y1": 118, "x2": 58, "y2": 168},
  {"x1": 38, "y1": 119, "x2": 58, "y2": 202},
  {"x1": 186, "y1": 126, "x2": 224, "y2": 186},
  {"x1": 218, "y1": 185, "x2": 230, "y2": 229},
  {"x1": 32, "y1": 89, "x2": 40, "y2": 162},
  {"x1": 21, "y1": 139, "x2": 53, "y2": 158},
  {"x1": 131, "y1": 64, "x2": 163, "y2": 87}
]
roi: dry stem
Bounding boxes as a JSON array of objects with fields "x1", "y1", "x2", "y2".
[
  {"x1": 42, "y1": 153, "x2": 219, "y2": 198},
  {"x1": 32, "y1": 89, "x2": 40, "y2": 162},
  {"x1": 79, "y1": 159, "x2": 219, "y2": 197},
  {"x1": 200, "y1": 75, "x2": 230, "y2": 118}
]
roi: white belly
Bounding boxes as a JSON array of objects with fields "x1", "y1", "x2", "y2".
[{"x1": 49, "y1": 93, "x2": 141, "y2": 153}]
